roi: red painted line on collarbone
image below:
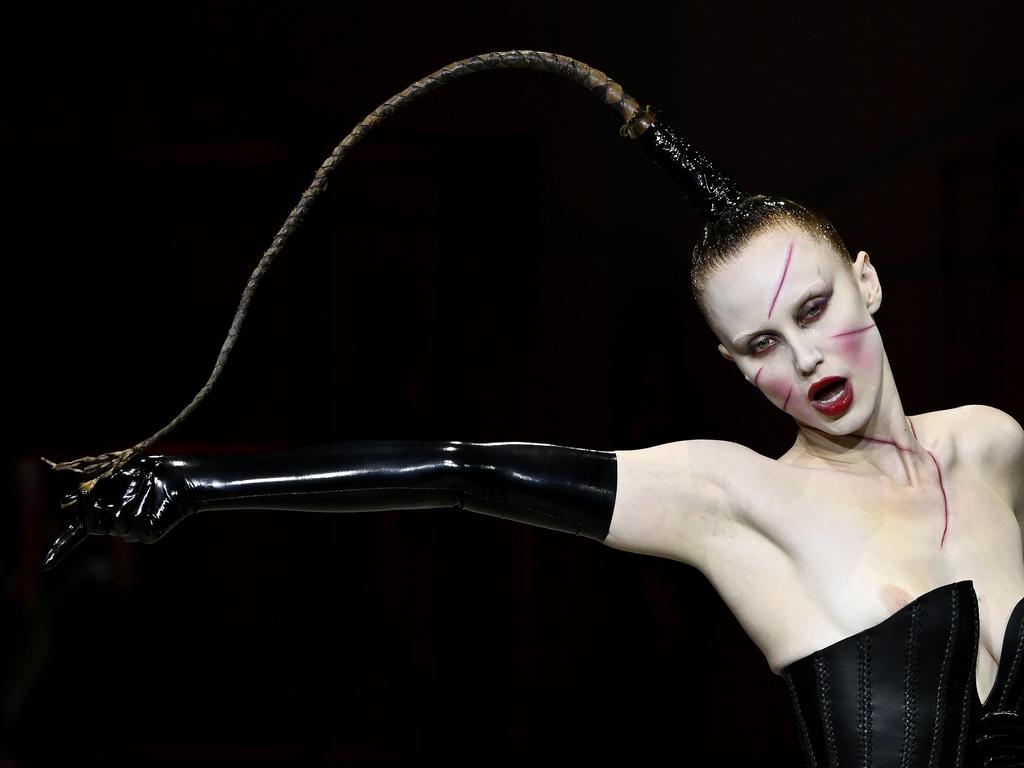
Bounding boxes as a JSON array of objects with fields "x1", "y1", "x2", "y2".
[
  {"x1": 859, "y1": 434, "x2": 913, "y2": 452},
  {"x1": 829, "y1": 323, "x2": 876, "y2": 339},
  {"x1": 767, "y1": 242, "x2": 793, "y2": 320},
  {"x1": 926, "y1": 449, "x2": 950, "y2": 547}
]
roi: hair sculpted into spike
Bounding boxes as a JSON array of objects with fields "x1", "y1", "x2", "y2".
[
  {"x1": 633, "y1": 109, "x2": 851, "y2": 328},
  {"x1": 638, "y1": 117, "x2": 745, "y2": 223}
]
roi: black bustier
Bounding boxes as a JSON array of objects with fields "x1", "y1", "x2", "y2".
[{"x1": 780, "y1": 581, "x2": 1024, "y2": 767}]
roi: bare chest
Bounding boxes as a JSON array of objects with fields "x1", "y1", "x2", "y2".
[{"x1": 702, "y1": 443, "x2": 1024, "y2": 705}]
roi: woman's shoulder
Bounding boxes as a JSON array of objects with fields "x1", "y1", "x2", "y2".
[
  {"x1": 916, "y1": 404, "x2": 1024, "y2": 508},
  {"x1": 912, "y1": 404, "x2": 1023, "y2": 455}
]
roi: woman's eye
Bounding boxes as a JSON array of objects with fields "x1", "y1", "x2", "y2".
[
  {"x1": 748, "y1": 337, "x2": 775, "y2": 355},
  {"x1": 801, "y1": 296, "x2": 829, "y2": 323}
]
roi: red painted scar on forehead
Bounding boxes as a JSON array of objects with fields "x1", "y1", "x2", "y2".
[
  {"x1": 766, "y1": 242, "x2": 794, "y2": 319},
  {"x1": 829, "y1": 323, "x2": 876, "y2": 338}
]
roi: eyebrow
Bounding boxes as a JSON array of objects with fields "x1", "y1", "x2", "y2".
[{"x1": 731, "y1": 281, "x2": 826, "y2": 346}]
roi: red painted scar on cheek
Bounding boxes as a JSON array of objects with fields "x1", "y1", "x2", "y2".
[
  {"x1": 753, "y1": 366, "x2": 764, "y2": 386},
  {"x1": 829, "y1": 323, "x2": 875, "y2": 339},
  {"x1": 766, "y1": 242, "x2": 794, "y2": 319},
  {"x1": 830, "y1": 323, "x2": 876, "y2": 367},
  {"x1": 759, "y1": 374, "x2": 792, "y2": 410}
]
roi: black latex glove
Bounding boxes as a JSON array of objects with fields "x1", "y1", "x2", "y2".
[
  {"x1": 42, "y1": 440, "x2": 618, "y2": 572},
  {"x1": 44, "y1": 456, "x2": 193, "y2": 570}
]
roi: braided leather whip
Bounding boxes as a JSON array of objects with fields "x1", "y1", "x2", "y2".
[{"x1": 41, "y1": 50, "x2": 658, "y2": 495}]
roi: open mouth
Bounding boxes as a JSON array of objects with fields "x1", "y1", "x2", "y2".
[
  {"x1": 812, "y1": 378, "x2": 848, "y2": 404},
  {"x1": 808, "y1": 376, "x2": 854, "y2": 416}
]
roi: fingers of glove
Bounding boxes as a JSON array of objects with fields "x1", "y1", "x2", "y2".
[
  {"x1": 42, "y1": 517, "x2": 87, "y2": 571},
  {"x1": 95, "y1": 462, "x2": 176, "y2": 543},
  {"x1": 67, "y1": 488, "x2": 110, "y2": 536},
  {"x1": 58, "y1": 487, "x2": 107, "y2": 536},
  {"x1": 132, "y1": 472, "x2": 188, "y2": 544},
  {"x1": 82, "y1": 466, "x2": 145, "y2": 538},
  {"x1": 112, "y1": 475, "x2": 156, "y2": 542}
]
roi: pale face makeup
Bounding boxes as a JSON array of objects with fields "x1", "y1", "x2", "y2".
[{"x1": 704, "y1": 224, "x2": 883, "y2": 434}]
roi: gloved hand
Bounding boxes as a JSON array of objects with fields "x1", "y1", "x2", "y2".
[{"x1": 43, "y1": 455, "x2": 194, "y2": 570}]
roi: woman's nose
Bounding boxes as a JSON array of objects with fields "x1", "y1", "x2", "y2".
[{"x1": 791, "y1": 336, "x2": 824, "y2": 376}]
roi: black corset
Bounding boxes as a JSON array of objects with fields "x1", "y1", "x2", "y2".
[{"x1": 780, "y1": 581, "x2": 1024, "y2": 767}]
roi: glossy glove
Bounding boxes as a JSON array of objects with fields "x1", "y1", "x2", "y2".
[{"x1": 43, "y1": 440, "x2": 618, "y2": 570}]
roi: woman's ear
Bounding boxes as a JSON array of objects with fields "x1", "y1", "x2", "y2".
[{"x1": 853, "y1": 250, "x2": 882, "y2": 314}]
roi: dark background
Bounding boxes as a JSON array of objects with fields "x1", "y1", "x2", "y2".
[{"x1": 3, "y1": 2, "x2": 1023, "y2": 765}]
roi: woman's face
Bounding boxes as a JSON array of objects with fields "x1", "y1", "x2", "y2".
[{"x1": 703, "y1": 223, "x2": 883, "y2": 434}]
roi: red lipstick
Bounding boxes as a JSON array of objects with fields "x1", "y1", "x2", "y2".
[
  {"x1": 808, "y1": 376, "x2": 854, "y2": 416},
  {"x1": 808, "y1": 376, "x2": 841, "y2": 399}
]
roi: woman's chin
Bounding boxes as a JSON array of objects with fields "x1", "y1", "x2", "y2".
[
  {"x1": 793, "y1": 404, "x2": 872, "y2": 437},
  {"x1": 788, "y1": 405, "x2": 856, "y2": 432}
]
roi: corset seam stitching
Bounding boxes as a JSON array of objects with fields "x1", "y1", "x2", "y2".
[
  {"x1": 857, "y1": 633, "x2": 872, "y2": 768},
  {"x1": 927, "y1": 587, "x2": 959, "y2": 768},
  {"x1": 955, "y1": 586, "x2": 980, "y2": 768},
  {"x1": 783, "y1": 668, "x2": 819, "y2": 768},
  {"x1": 998, "y1": 609, "x2": 1024, "y2": 712},
  {"x1": 900, "y1": 602, "x2": 923, "y2": 768},
  {"x1": 815, "y1": 654, "x2": 840, "y2": 768}
]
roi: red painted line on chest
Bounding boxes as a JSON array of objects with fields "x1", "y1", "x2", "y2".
[
  {"x1": 812, "y1": 417, "x2": 948, "y2": 547},
  {"x1": 829, "y1": 323, "x2": 876, "y2": 339},
  {"x1": 908, "y1": 418, "x2": 948, "y2": 546},
  {"x1": 767, "y1": 242, "x2": 794, "y2": 319},
  {"x1": 926, "y1": 449, "x2": 950, "y2": 547}
]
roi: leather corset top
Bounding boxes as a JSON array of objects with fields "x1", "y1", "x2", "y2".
[{"x1": 779, "y1": 581, "x2": 1024, "y2": 767}]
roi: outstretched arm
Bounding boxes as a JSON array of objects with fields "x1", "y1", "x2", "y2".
[
  {"x1": 43, "y1": 440, "x2": 617, "y2": 570},
  {"x1": 44, "y1": 437, "x2": 754, "y2": 573}
]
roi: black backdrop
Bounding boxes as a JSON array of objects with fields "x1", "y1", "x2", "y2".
[{"x1": 3, "y1": 2, "x2": 1023, "y2": 765}]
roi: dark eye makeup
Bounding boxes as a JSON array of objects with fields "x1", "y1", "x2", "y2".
[
  {"x1": 746, "y1": 289, "x2": 832, "y2": 356},
  {"x1": 800, "y1": 293, "x2": 830, "y2": 323}
]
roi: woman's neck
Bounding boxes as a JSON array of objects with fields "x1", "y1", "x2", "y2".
[{"x1": 789, "y1": 352, "x2": 929, "y2": 486}]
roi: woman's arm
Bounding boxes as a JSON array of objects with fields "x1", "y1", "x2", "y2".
[
  {"x1": 44, "y1": 437, "x2": 758, "y2": 572},
  {"x1": 43, "y1": 440, "x2": 617, "y2": 569},
  {"x1": 607, "y1": 439, "x2": 758, "y2": 570}
]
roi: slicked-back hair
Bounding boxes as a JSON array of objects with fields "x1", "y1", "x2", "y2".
[{"x1": 691, "y1": 195, "x2": 852, "y2": 327}]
